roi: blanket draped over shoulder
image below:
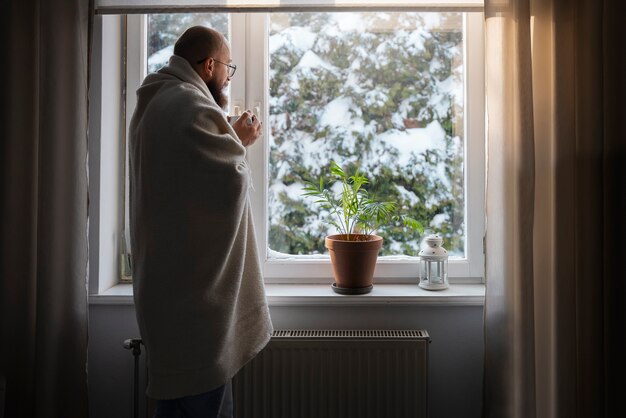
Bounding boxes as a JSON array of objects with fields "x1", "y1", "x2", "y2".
[{"x1": 129, "y1": 55, "x2": 272, "y2": 399}]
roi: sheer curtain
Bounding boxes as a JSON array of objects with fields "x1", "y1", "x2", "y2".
[
  {"x1": 0, "y1": 0, "x2": 91, "y2": 417},
  {"x1": 483, "y1": 0, "x2": 626, "y2": 417}
]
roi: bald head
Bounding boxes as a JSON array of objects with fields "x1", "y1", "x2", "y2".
[
  {"x1": 174, "y1": 26, "x2": 227, "y2": 66},
  {"x1": 174, "y1": 26, "x2": 232, "y2": 109}
]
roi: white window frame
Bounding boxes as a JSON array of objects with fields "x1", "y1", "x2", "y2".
[
  {"x1": 90, "y1": 14, "x2": 128, "y2": 294},
  {"x1": 123, "y1": 8, "x2": 485, "y2": 285}
]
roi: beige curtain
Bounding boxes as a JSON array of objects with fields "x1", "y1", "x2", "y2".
[
  {"x1": 483, "y1": 0, "x2": 626, "y2": 417},
  {"x1": 0, "y1": 0, "x2": 91, "y2": 417}
]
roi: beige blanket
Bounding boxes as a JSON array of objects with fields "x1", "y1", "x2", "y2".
[{"x1": 129, "y1": 55, "x2": 272, "y2": 399}]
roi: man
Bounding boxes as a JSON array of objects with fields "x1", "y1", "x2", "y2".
[{"x1": 129, "y1": 26, "x2": 273, "y2": 417}]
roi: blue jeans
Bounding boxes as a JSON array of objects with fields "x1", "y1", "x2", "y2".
[{"x1": 153, "y1": 380, "x2": 233, "y2": 418}]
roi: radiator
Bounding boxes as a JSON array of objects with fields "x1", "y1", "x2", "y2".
[{"x1": 233, "y1": 330, "x2": 430, "y2": 418}]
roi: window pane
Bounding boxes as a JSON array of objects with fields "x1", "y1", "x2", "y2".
[
  {"x1": 268, "y1": 12, "x2": 465, "y2": 257},
  {"x1": 147, "y1": 14, "x2": 229, "y2": 73}
]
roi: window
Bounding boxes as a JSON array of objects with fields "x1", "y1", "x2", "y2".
[
  {"x1": 267, "y1": 12, "x2": 465, "y2": 257},
  {"x1": 120, "y1": 7, "x2": 484, "y2": 284}
]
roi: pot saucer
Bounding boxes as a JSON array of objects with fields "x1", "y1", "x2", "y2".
[{"x1": 331, "y1": 283, "x2": 373, "y2": 295}]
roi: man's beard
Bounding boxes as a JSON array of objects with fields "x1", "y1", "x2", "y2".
[{"x1": 207, "y1": 78, "x2": 228, "y2": 110}]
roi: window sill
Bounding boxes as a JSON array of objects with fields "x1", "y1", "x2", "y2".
[{"x1": 89, "y1": 283, "x2": 485, "y2": 306}]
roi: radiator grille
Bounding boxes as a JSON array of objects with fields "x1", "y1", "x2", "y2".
[
  {"x1": 233, "y1": 330, "x2": 429, "y2": 418},
  {"x1": 272, "y1": 329, "x2": 429, "y2": 339}
]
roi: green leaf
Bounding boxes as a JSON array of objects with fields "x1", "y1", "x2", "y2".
[
  {"x1": 302, "y1": 160, "x2": 425, "y2": 244},
  {"x1": 330, "y1": 160, "x2": 346, "y2": 179}
]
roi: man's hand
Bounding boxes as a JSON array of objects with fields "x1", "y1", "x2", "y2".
[{"x1": 231, "y1": 109, "x2": 262, "y2": 148}]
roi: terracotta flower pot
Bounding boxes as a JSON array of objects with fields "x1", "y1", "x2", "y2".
[{"x1": 325, "y1": 234, "x2": 383, "y2": 289}]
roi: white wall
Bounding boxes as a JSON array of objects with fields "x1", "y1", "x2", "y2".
[{"x1": 88, "y1": 303, "x2": 483, "y2": 418}]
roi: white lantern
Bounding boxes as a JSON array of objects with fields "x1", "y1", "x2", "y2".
[{"x1": 418, "y1": 234, "x2": 449, "y2": 290}]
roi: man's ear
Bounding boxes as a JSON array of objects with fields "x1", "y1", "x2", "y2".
[{"x1": 204, "y1": 58, "x2": 215, "y2": 78}]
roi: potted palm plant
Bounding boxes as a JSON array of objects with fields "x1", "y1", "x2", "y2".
[{"x1": 303, "y1": 161, "x2": 423, "y2": 294}]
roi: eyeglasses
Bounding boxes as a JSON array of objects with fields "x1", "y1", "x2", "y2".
[{"x1": 197, "y1": 57, "x2": 237, "y2": 78}]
